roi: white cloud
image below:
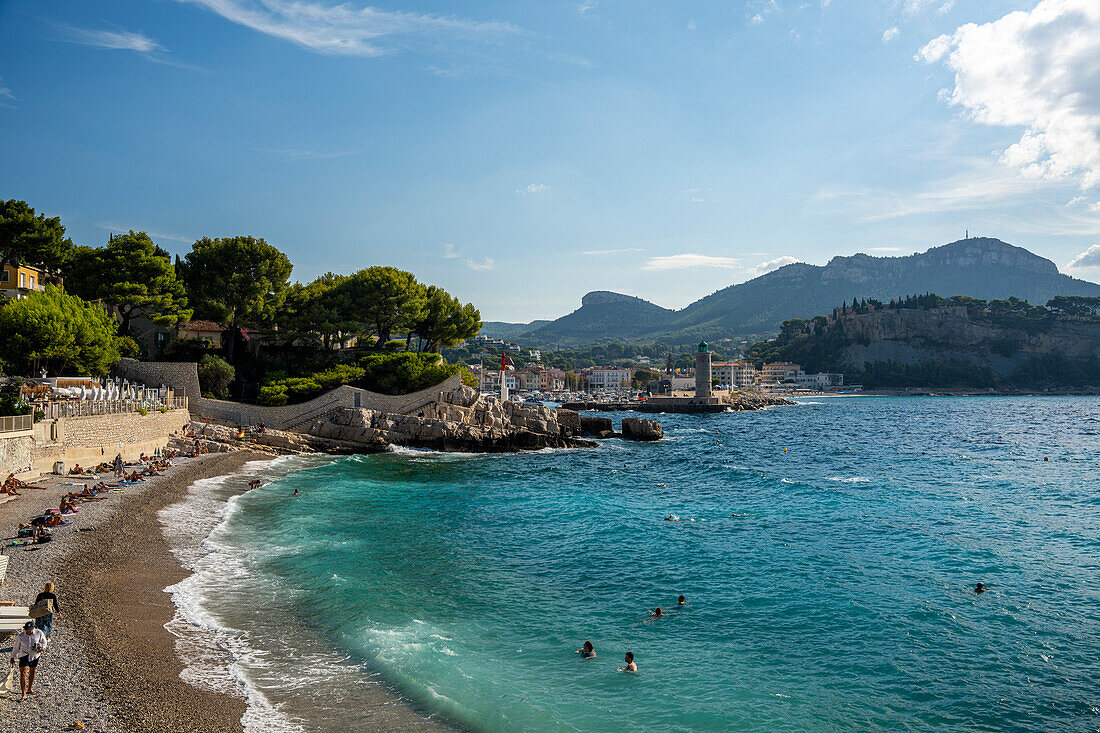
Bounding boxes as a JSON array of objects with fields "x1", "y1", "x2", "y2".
[
  {"x1": 937, "y1": 1, "x2": 955, "y2": 16},
  {"x1": 683, "y1": 188, "x2": 705, "y2": 203},
  {"x1": 61, "y1": 26, "x2": 165, "y2": 53},
  {"x1": 867, "y1": 246, "x2": 904, "y2": 252},
  {"x1": 882, "y1": 26, "x2": 899, "y2": 43},
  {"x1": 0, "y1": 76, "x2": 13, "y2": 104},
  {"x1": 466, "y1": 257, "x2": 495, "y2": 271},
  {"x1": 580, "y1": 248, "x2": 644, "y2": 255},
  {"x1": 745, "y1": 0, "x2": 778, "y2": 25},
  {"x1": 178, "y1": 0, "x2": 520, "y2": 57},
  {"x1": 578, "y1": 1, "x2": 598, "y2": 16},
  {"x1": 1066, "y1": 244, "x2": 1100, "y2": 270},
  {"x1": 516, "y1": 183, "x2": 549, "y2": 195},
  {"x1": 747, "y1": 255, "x2": 799, "y2": 276},
  {"x1": 641, "y1": 254, "x2": 739, "y2": 271},
  {"x1": 441, "y1": 243, "x2": 460, "y2": 259},
  {"x1": 687, "y1": 19, "x2": 696, "y2": 31},
  {"x1": 919, "y1": 0, "x2": 1100, "y2": 195}
]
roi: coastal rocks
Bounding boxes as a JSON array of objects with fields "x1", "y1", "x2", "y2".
[
  {"x1": 556, "y1": 409, "x2": 581, "y2": 437},
  {"x1": 725, "y1": 392, "x2": 794, "y2": 411},
  {"x1": 579, "y1": 416, "x2": 613, "y2": 437},
  {"x1": 621, "y1": 417, "x2": 663, "y2": 441}
]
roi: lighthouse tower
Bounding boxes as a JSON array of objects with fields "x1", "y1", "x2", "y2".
[{"x1": 695, "y1": 341, "x2": 713, "y2": 401}]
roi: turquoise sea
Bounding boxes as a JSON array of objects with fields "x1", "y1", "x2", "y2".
[{"x1": 162, "y1": 397, "x2": 1100, "y2": 732}]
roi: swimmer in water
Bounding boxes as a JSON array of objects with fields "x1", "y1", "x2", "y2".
[
  {"x1": 649, "y1": 607, "x2": 664, "y2": 619},
  {"x1": 678, "y1": 595, "x2": 688, "y2": 606},
  {"x1": 293, "y1": 488, "x2": 299, "y2": 496},
  {"x1": 974, "y1": 582, "x2": 986, "y2": 594},
  {"x1": 575, "y1": 641, "x2": 596, "y2": 659},
  {"x1": 623, "y1": 652, "x2": 637, "y2": 672}
]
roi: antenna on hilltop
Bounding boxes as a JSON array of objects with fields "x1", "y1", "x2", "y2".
[{"x1": 965, "y1": 229, "x2": 969, "y2": 239}]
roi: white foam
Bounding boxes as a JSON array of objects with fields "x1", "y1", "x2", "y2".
[
  {"x1": 826, "y1": 476, "x2": 872, "y2": 483},
  {"x1": 159, "y1": 456, "x2": 314, "y2": 733}
]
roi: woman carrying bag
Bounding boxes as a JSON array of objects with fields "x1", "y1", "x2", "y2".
[{"x1": 30, "y1": 582, "x2": 60, "y2": 640}]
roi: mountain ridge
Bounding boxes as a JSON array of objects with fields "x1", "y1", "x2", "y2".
[{"x1": 480, "y1": 238, "x2": 1100, "y2": 345}]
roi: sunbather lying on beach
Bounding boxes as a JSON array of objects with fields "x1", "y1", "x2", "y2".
[{"x1": 69, "y1": 464, "x2": 85, "y2": 475}]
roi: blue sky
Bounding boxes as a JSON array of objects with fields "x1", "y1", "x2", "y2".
[{"x1": 2, "y1": 0, "x2": 1100, "y2": 321}]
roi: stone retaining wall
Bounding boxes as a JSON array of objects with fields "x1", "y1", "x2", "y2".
[{"x1": 114, "y1": 358, "x2": 464, "y2": 430}]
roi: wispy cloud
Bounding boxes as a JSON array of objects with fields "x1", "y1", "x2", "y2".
[
  {"x1": 0, "y1": 76, "x2": 14, "y2": 107},
  {"x1": 177, "y1": 0, "x2": 521, "y2": 57},
  {"x1": 441, "y1": 243, "x2": 460, "y2": 259},
  {"x1": 580, "y1": 248, "x2": 644, "y2": 256},
  {"x1": 578, "y1": 1, "x2": 598, "y2": 16},
  {"x1": 95, "y1": 222, "x2": 193, "y2": 243},
  {"x1": 744, "y1": 0, "x2": 779, "y2": 25},
  {"x1": 881, "y1": 26, "x2": 899, "y2": 43},
  {"x1": 516, "y1": 183, "x2": 549, "y2": 195},
  {"x1": 255, "y1": 147, "x2": 360, "y2": 161},
  {"x1": 60, "y1": 25, "x2": 165, "y2": 53},
  {"x1": 814, "y1": 160, "x2": 1051, "y2": 222},
  {"x1": 1066, "y1": 244, "x2": 1100, "y2": 271},
  {"x1": 746, "y1": 255, "x2": 799, "y2": 276},
  {"x1": 867, "y1": 246, "x2": 904, "y2": 252},
  {"x1": 683, "y1": 188, "x2": 705, "y2": 203},
  {"x1": 466, "y1": 257, "x2": 495, "y2": 271},
  {"x1": 642, "y1": 254, "x2": 739, "y2": 271}
]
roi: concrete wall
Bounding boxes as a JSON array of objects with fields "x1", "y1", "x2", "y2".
[
  {"x1": 113, "y1": 358, "x2": 465, "y2": 430},
  {"x1": 0, "y1": 409, "x2": 190, "y2": 479}
]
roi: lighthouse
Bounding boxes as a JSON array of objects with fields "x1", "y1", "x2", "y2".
[{"x1": 695, "y1": 341, "x2": 713, "y2": 401}]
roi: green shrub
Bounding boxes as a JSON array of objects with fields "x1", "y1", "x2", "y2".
[
  {"x1": 138, "y1": 407, "x2": 149, "y2": 416},
  {"x1": 357, "y1": 352, "x2": 461, "y2": 395},
  {"x1": 258, "y1": 384, "x2": 288, "y2": 406},
  {"x1": 198, "y1": 354, "x2": 235, "y2": 399}
]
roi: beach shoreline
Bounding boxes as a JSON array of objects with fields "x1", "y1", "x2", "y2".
[{"x1": 0, "y1": 451, "x2": 263, "y2": 731}]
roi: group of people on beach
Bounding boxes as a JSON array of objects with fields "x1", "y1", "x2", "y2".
[{"x1": 576, "y1": 595, "x2": 690, "y2": 672}]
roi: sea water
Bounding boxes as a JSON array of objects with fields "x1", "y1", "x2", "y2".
[{"x1": 161, "y1": 397, "x2": 1100, "y2": 731}]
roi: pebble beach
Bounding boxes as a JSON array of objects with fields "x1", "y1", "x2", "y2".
[{"x1": 0, "y1": 451, "x2": 263, "y2": 732}]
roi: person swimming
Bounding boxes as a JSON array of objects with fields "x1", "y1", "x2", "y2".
[
  {"x1": 650, "y1": 607, "x2": 663, "y2": 618},
  {"x1": 293, "y1": 488, "x2": 299, "y2": 496},
  {"x1": 974, "y1": 582, "x2": 986, "y2": 594},
  {"x1": 575, "y1": 641, "x2": 596, "y2": 659},
  {"x1": 623, "y1": 652, "x2": 637, "y2": 672},
  {"x1": 677, "y1": 595, "x2": 688, "y2": 606}
]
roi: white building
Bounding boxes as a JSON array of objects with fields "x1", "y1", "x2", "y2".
[
  {"x1": 795, "y1": 371, "x2": 844, "y2": 388},
  {"x1": 479, "y1": 371, "x2": 516, "y2": 393},
  {"x1": 587, "y1": 367, "x2": 633, "y2": 390},
  {"x1": 713, "y1": 361, "x2": 757, "y2": 388}
]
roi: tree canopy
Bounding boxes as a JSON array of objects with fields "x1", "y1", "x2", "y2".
[
  {"x1": 337, "y1": 266, "x2": 426, "y2": 346},
  {"x1": 415, "y1": 285, "x2": 482, "y2": 353},
  {"x1": 0, "y1": 286, "x2": 121, "y2": 376},
  {"x1": 178, "y1": 236, "x2": 292, "y2": 326},
  {"x1": 66, "y1": 231, "x2": 192, "y2": 334},
  {"x1": 0, "y1": 199, "x2": 73, "y2": 274}
]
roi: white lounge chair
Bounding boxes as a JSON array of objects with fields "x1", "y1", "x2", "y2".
[
  {"x1": 0, "y1": 556, "x2": 8, "y2": 586},
  {"x1": 0, "y1": 606, "x2": 29, "y2": 618}
]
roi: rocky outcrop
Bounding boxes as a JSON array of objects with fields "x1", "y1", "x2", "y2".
[
  {"x1": 579, "y1": 416, "x2": 613, "y2": 437},
  {"x1": 725, "y1": 392, "x2": 795, "y2": 410},
  {"x1": 621, "y1": 418, "x2": 662, "y2": 441},
  {"x1": 307, "y1": 385, "x2": 596, "y2": 452}
]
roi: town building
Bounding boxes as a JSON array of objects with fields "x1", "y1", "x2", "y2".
[
  {"x1": 760, "y1": 362, "x2": 801, "y2": 384},
  {"x1": 712, "y1": 361, "x2": 757, "y2": 388},
  {"x1": 586, "y1": 367, "x2": 633, "y2": 390},
  {"x1": 479, "y1": 370, "x2": 516, "y2": 394},
  {"x1": 794, "y1": 371, "x2": 845, "y2": 389},
  {"x1": 0, "y1": 263, "x2": 47, "y2": 300},
  {"x1": 513, "y1": 369, "x2": 542, "y2": 391},
  {"x1": 541, "y1": 368, "x2": 566, "y2": 392}
]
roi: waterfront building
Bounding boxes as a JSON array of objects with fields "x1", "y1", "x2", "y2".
[
  {"x1": 713, "y1": 361, "x2": 757, "y2": 388},
  {"x1": 0, "y1": 263, "x2": 47, "y2": 300},
  {"x1": 541, "y1": 368, "x2": 566, "y2": 392},
  {"x1": 587, "y1": 367, "x2": 633, "y2": 390},
  {"x1": 479, "y1": 370, "x2": 516, "y2": 394},
  {"x1": 760, "y1": 362, "x2": 801, "y2": 384},
  {"x1": 513, "y1": 369, "x2": 542, "y2": 391}
]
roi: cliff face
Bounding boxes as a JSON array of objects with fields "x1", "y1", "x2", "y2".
[{"x1": 834, "y1": 307, "x2": 1100, "y2": 375}]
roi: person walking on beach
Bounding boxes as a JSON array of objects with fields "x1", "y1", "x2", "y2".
[
  {"x1": 33, "y1": 582, "x2": 60, "y2": 640},
  {"x1": 113, "y1": 453, "x2": 124, "y2": 477},
  {"x1": 11, "y1": 621, "x2": 47, "y2": 701}
]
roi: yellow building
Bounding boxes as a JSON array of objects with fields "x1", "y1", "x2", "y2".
[{"x1": 0, "y1": 264, "x2": 47, "y2": 300}]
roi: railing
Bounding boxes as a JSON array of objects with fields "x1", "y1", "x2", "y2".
[
  {"x1": 0, "y1": 414, "x2": 33, "y2": 434},
  {"x1": 36, "y1": 396, "x2": 189, "y2": 420}
]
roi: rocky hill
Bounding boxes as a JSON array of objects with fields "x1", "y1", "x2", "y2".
[
  {"x1": 494, "y1": 238, "x2": 1100, "y2": 346},
  {"x1": 746, "y1": 294, "x2": 1100, "y2": 388}
]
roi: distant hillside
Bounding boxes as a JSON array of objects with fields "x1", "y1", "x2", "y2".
[
  {"x1": 501, "y1": 238, "x2": 1100, "y2": 346},
  {"x1": 480, "y1": 320, "x2": 551, "y2": 340},
  {"x1": 522, "y1": 291, "x2": 676, "y2": 343},
  {"x1": 746, "y1": 294, "x2": 1100, "y2": 388}
]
